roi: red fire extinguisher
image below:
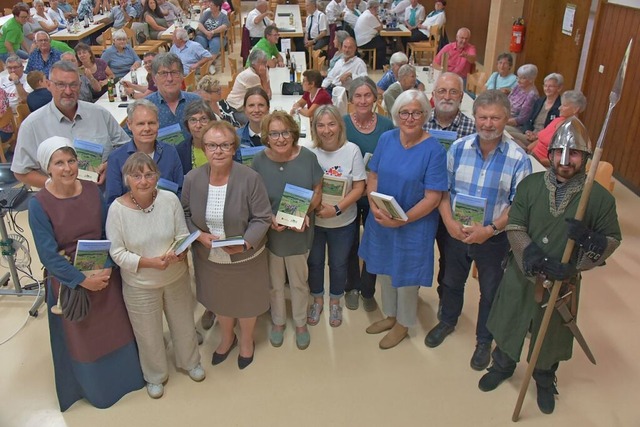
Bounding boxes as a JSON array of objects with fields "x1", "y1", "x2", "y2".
[{"x1": 510, "y1": 18, "x2": 525, "y2": 53}]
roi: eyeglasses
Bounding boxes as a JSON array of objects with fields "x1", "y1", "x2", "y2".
[
  {"x1": 129, "y1": 172, "x2": 158, "y2": 181},
  {"x1": 188, "y1": 117, "x2": 211, "y2": 125},
  {"x1": 51, "y1": 81, "x2": 80, "y2": 90},
  {"x1": 435, "y1": 88, "x2": 461, "y2": 97},
  {"x1": 398, "y1": 110, "x2": 424, "y2": 120},
  {"x1": 203, "y1": 142, "x2": 233, "y2": 152},
  {"x1": 155, "y1": 70, "x2": 182, "y2": 78},
  {"x1": 35, "y1": 39, "x2": 50, "y2": 43},
  {"x1": 268, "y1": 130, "x2": 292, "y2": 140}
]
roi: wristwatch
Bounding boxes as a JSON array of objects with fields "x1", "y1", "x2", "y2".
[
  {"x1": 334, "y1": 205, "x2": 342, "y2": 216},
  {"x1": 489, "y1": 222, "x2": 500, "y2": 236}
]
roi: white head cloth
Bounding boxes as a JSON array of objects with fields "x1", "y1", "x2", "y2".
[{"x1": 37, "y1": 136, "x2": 75, "y2": 175}]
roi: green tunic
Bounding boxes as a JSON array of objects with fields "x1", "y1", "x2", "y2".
[{"x1": 487, "y1": 172, "x2": 621, "y2": 369}]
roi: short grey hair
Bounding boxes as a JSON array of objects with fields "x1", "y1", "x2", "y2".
[
  {"x1": 335, "y1": 30, "x2": 350, "y2": 47},
  {"x1": 49, "y1": 60, "x2": 79, "y2": 79},
  {"x1": 390, "y1": 52, "x2": 408, "y2": 66},
  {"x1": 544, "y1": 73, "x2": 564, "y2": 87},
  {"x1": 472, "y1": 89, "x2": 511, "y2": 118},
  {"x1": 496, "y1": 52, "x2": 513, "y2": 67},
  {"x1": 561, "y1": 90, "x2": 587, "y2": 113},
  {"x1": 112, "y1": 29, "x2": 128, "y2": 41},
  {"x1": 127, "y1": 99, "x2": 159, "y2": 122},
  {"x1": 436, "y1": 71, "x2": 464, "y2": 92},
  {"x1": 248, "y1": 48, "x2": 268, "y2": 67},
  {"x1": 516, "y1": 63, "x2": 538, "y2": 80},
  {"x1": 397, "y1": 64, "x2": 416, "y2": 80},
  {"x1": 151, "y1": 52, "x2": 184, "y2": 75},
  {"x1": 5, "y1": 54, "x2": 21, "y2": 65},
  {"x1": 35, "y1": 31, "x2": 50, "y2": 40},
  {"x1": 34, "y1": 0, "x2": 45, "y2": 6},
  {"x1": 368, "y1": 0, "x2": 379, "y2": 9},
  {"x1": 174, "y1": 27, "x2": 189, "y2": 41},
  {"x1": 391, "y1": 89, "x2": 431, "y2": 127},
  {"x1": 348, "y1": 76, "x2": 377, "y2": 102}
]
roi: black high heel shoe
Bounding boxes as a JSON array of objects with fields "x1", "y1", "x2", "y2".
[
  {"x1": 237, "y1": 342, "x2": 255, "y2": 370},
  {"x1": 211, "y1": 335, "x2": 237, "y2": 365}
]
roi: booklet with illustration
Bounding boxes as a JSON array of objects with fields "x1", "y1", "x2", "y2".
[
  {"x1": 321, "y1": 174, "x2": 352, "y2": 205},
  {"x1": 452, "y1": 193, "x2": 487, "y2": 226},
  {"x1": 157, "y1": 123, "x2": 185, "y2": 145},
  {"x1": 369, "y1": 191, "x2": 408, "y2": 221},
  {"x1": 429, "y1": 129, "x2": 458, "y2": 151},
  {"x1": 74, "y1": 139, "x2": 104, "y2": 182},
  {"x1": 240, "y1": 146, "x2": 266, "y2": 167},
  {"x1": 276, "y1": 183, "x2": 314, "y2": 229},
  {"x1": 74, "y1": 240, "x2": 111, "y2": 277},
  {"x1": 167, "y1": 230, "x2": 201, "y2": 255},
  {"x1": 211, "y1": 235, "x2": 245, "y2": 248}
]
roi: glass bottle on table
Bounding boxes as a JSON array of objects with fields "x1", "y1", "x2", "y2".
[
  {"x1": 107, "y1": 78, "x2": 115, "y2": 102},
  {"x1": 131, "y1": 69, "x2": 138, "y2": 85},
  {"x1": 286, "y1": 49, "x2": 291, "y2": 68}
]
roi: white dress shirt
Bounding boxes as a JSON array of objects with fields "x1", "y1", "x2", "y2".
[
  {"x1": 322, "y1": 55, "x2": 368, "y2": 88},
  {"x1": 305, "y1": 10, "x2": 328, "y2": 40},
  {"x1": 353, "y1": 9, "x2": 379, "y2": 47},
  {"x1": 325, "y1": 0, "x2": 345, "y2": 24},
  {"x1": 246, "y1": 7, "x2": 272, "y2": 39}
]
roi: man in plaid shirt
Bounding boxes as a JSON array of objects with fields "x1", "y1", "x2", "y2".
[
  {"x1": 424, "y1": 90, "x2": 532, "y2": 372},
  {"x1": 424, "y1": 72, "x2": 475, "y2": 139}
]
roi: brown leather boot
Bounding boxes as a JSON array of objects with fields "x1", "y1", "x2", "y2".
[
  {"x1": 379, "y1": 323, "x2": 409, "y2": 349},
  {"x1": 366, "y1": 316, "x2": 396, "y2": 334}
]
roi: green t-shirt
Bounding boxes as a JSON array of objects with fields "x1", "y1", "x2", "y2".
[
  {"x1": 50, "y1": 40, "x2": 74, "y2": 53},
  {"x1": 245, "y1": 37, "x2": 280, "y2": 67},
  {"x1": 0, "y1": 18, "x2": 24, "y2": 54}
]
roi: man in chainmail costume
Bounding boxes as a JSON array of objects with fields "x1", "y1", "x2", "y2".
[{"x1": 479, "y1": 117, "x2": 622, "y2": 414}]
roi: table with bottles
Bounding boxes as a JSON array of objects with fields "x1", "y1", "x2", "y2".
[
  {"x1": 274, "y1": 4, "x2": 304, "y2": 38},
  {"x1": 95, "y1": 67, "x2": 148, "y2": 125},
  {"x1": 51, "y1": 13, "x2": 112, "y2": 41}
]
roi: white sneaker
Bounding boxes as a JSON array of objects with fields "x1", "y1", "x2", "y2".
[
  {"x1": 146, "y1": 383, "x2": 164, "y2": 399},
  {"x1": 188, "y1": 363, "x2": 206, "y2": 382}
]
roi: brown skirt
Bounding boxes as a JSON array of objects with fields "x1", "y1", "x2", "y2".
[{"x1": 195, "y1": 249, "x2": 270, "y2": 318}]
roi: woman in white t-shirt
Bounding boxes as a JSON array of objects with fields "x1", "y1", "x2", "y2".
[{"x1": 307, "y1": 105, "x2": 366, "y2": 328}]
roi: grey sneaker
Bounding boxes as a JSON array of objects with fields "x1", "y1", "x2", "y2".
[
  {"x1": 362, "y1": 296, "x2": 378, "y2": 312},
  {"x1": 188, "y1": 363, "x2": 206, "y2": 382},
  {"x1": 345, "y1": 290, "x2": 359, "y2": 310},
  {"x1": 146, "y1": 383, "x2": 164, "y2": 399}
]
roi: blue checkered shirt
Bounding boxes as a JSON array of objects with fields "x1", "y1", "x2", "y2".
[
  {"x1": 424, "y1": 110, "x2": 476, "y2": 140},
  {"x1": 447, "y1": 133, "x2": 532, "y2": 225}
]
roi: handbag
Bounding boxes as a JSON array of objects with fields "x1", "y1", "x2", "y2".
[{"x1": 281, "y1": 82, "x2": 303, "y2": 96}]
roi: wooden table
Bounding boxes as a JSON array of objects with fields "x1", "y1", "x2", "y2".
[
  {"x1": 95, "y1": 67, "x2": 149, "y2": 125},
  {"x1": 51, "y1": 14, "x2": 111, "y2": 41},
  {"x1": 380, "y1": 24, "x2": 411, "y2": 38},
  {"x1": 160, "y1": 20, "x2": 199, "y2": 41},
  {"x1": 274, "y1": 4, "x2": 304, "y2": 38}
]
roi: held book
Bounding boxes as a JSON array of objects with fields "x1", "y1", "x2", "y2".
[
  {"x1": 167, "y1": 230, "x2": 201, "y2": 255},
  {"x1": 369, "y1": 191, "x2": 408, "y2": 221},
  {"x1": 363, "y1": 152, "x2": 373, "y2": 172},
  {"x1": 240, "y1": 146, "x2": 266, "y2": 167},
  {"x1": 276, "y1": 183, "x2": 314, "y2": 229},
  {"x1": 211, "y1": 235, "x2": 245, "y2": 248},
  {"x1": 429, "y1": 129, "x2": 458, "y2": 151},
  {"x1": 157, "y1": 123, "x2": 185, "y2": 145},
  {"x1": 73, "y1": 139, "x2": 104, "y2": 182},
  {"x1": 452, "y1": 193, "x2": 487, "y2": 227},
  {"x1": 157, "y1": 178, "x2": 179, "y2": 194},
  {"x1": 321, "y1": 174, "x2": 352, "y2": 206},
  {"x1": 74, "y1": 240, "x2": 111, "y2": 277}
]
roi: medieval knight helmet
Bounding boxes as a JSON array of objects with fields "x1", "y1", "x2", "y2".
[{"x1": 548, "y1": 116, "x2": 592, "y2": 166}]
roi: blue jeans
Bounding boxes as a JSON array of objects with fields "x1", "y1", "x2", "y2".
[
  {"x1": 440, "y1": 232, "x2": 509, "y2": 344},
  {"x1": 0, "y1": 50, "x2": 29, "y2": 62},
  {"x1": 195, "y1": 34, "x2": 224, "y2": 54},
  {"x1": 308, "y1": 221, "x2": 357, "y2": 299},
  {"x1": 345, "y1": 197, "x2": 376, "y2": 298}
]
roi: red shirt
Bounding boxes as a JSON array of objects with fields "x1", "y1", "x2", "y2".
[
  {"x1": 302, "y1": 88, "x2": 332, "y2": 108},
  {"x1": 434, "y1": 42, "x2": 477, "y2": 78}
]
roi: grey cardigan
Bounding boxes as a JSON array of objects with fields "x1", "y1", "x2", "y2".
[{"x1": 181, "y1": 161, "x2": 272, "y2": 263}]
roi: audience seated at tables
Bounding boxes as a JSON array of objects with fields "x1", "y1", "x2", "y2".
[
  {"x1": 123, "y1": 52, "x2": 158, "y2": 99},
  {"x1": 101, "y1": 29, "x2": 142, "y2": 79},
  {"x1": 60, "y1": 51, "x2": 101, "y2": 102},
  {"x1": 143, "y1": 53, "x2": 201, "y2": 174},
  {"x1": 77, "y1": 0, "x2": 101, "y2": 21},
  {"x1": 325, "y1": 30, "x2": 350, "y2": 76},
  {"x1": 25, "y1": 32, "x2": 63, "y2": 77},
  {"x1": 227, "y1": 49, "x2": 272, "y2": 127},
  {"x1": 195, "y1": 0, "x2": 230, "y2": 65},
  {"x1": 388, "y1": 0, "x2": 411, "y2": 20},
  {"x1": 32, "y1": 0, "x2": 59, "y2": 35},
  {"x1": 11, "y1": 60, "x2": 129, "y2": 188},
  {"x1": 376, "y1": 52, "x2": 425, "y2": 96},
  {"x1": 321, "y1": 37, "x2": 367, "y2": 93},
  {"x1": 410, "y1": 0, "x2": 446, "y2": 42},
  {"x1": 96, "y1": 0, "x2": 137, "y2": 45},
  {"x1": 57, "y1": 0, "x2": 76, "y2": 18},
  {"x1": 144, "y1": 0, "x2": 169, "y2": 39},
  {"x1": 433, "y1": 27, "x2": 476, "y2": 80},
  {"x1": 47, "y1": 0, "x2": 69, "y2": 30},
  {"x1": 158, "y1": 0, "x2": 182, "y2": 25},
  {"x1": 105, "y1": 100, "x2": 184, "y2": 206},
  {"x1": 325, "y1": 0, "x2": 346, "y2": 27},
  {"x1": 383, "y1": 64, "x2": 417, "y2": 112},
  {"x1": 246, "y1": 0, "x2": 274, "y2": 46},
  {"x1": 129, "y1": 0, "x2": 144, "y2": 18},
  {"x1": 0, "y1": 55, "x2": 33, "y2": 111},
  {"x1": 74, "y1": 43, "x2": 115, "y2": 94},
  {"x1": 354, "y1": 0, "x2": 385, "y2": 70},
  {"x1": 403, "y1": 0, "x2": 426, "y2": 42},
  {"x1": 26, "y1": 71, "x2": 53, "y2": 112},
  {"x1": 355, "y1": 0, "x2": 368, "y2": 13},
  {"x1": 170, "y1": 28, "x2": 213, "y2": 75},
  {"x1": 0, "y1": 3, "x2": 31, "y2": 62},
  {"x1": 297, "y1": 0, "x2": 330, "y2": 52},
  {"x1": 247, "y1": 25, "x2": 285, "y2": 68},
  {"x1": 291, "y1": 70, "x2": 333, "y2": 118},
  {"x1": 484, "y1": 52, "x2": 517, "y2": 95},
  {"x1": 196, "y1": 76, "x2": 241, "y2": 127},
  {"x1": 506, "y1": 63, "x2": 539, "y2": 128},
  {"x1": 342, "y1": 0, "x2": 360, "y2": 35}
]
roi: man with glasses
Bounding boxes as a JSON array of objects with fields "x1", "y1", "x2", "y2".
[
  {"x1": 122, "y1": 52, "x2": 158, "y2": 99},
  {"x1": 170, "y1": 28, "x2": 212, "y2": 75},
  {"x1": 60, "y1": 51, "x2": 101, "y2": 102},
  {"x1": 25, "y1": 32, "x2": 64, "y2": 77},
  {"x1": 0, "y1": 55, "x2": 33, "y2": 110},
  {"x1": 105, "y1": 99, "x2": 184, "y2": 206},
  {"x1": 12, "y1": 61, "x2": 129, "y2": 188},
  {"x1": 321, "y1": 37, "x2": 366, "y2": 94},
  {"x1": 246, "y1": 25, "x2": 284, "y2": 68},
  {"x1": 0, "y1": 3, "x2": 31, "y2": 61},
  {"x1": 144, "y1": 53, "x2": 201, "y2": 174},
  {"x1": 424, "y1": 90, "x2": 531, "y2": 372}
]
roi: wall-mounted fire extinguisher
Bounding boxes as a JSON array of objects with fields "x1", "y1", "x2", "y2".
[{"x1": 510, "y1": 18, "x2": 525, "y2": 53}]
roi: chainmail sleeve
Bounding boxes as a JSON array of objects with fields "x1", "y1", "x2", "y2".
[
  {"x1": 576, "y1": 236, "x2": 621, "y2": 270},
  {"x1": 506, "y1": 224, "x2": 536, "y2": 282}
]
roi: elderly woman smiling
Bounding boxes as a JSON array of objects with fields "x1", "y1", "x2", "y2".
[
  {"x1": 184, "y1": 99, "x2": 217, "y2": 169},
  {"x1": 506, "y1": 63, "x2": 539, "y2": 128},
  {"x1": 101, "y1": 29, "x2": 142, "y2": 78},
  {"x1": 359, "y1": 89, "x2": 447, "y2": 349},
  {"x1": 485, "y1": 52, "x2": 517, "y2": 94}
]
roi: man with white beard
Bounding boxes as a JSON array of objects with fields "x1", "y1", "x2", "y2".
[{"x1": 423, "y1": 72, "x2": 475, "y2": 139}]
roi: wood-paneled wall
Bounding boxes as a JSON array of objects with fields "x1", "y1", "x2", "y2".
[
  {"x1": 438, "y1": 0, "x2": 491, "y2": 65},
  {"x1": 582, "y1": 2, "x2": 640, "y2": 192}
]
